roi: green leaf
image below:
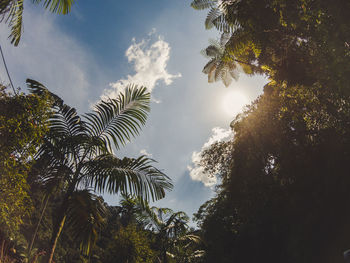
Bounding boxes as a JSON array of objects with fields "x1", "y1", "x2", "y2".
[
  {"x1": 32, "y1": 0, "x2": 74, "y2": 14},
  {"x1": 191, "y1": 0, "x2": 217, "y2": 10},
  {"x1": 83, "y1": 154, "x2": 173, "y2": 202},
  {"x1": 8, "y1": 0, "x2": 23, "y2": 46},
  {"x1": 85, "y1": 85, "x2": 150, "y2": 151}
]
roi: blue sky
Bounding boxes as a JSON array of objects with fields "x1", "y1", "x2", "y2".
[{"x1": 0, "y1": 0, "x2": 267, "y2": 224}]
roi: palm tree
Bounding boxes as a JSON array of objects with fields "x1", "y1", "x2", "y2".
[
  {"x1": 191, "y1": 0, "x2": 238, "y2": 32},
  {"x1": 0, "y1": 0, "x2": 74, "y2": 46},
  {"x1": 201, "y1": 37, "x2": 240, "y2": 87},
  {"x1": 27, "y1": 79, "x2": 173, "y2": 263},
  {"x1": 137, "y1": 204, "x2": 193, "y2": 263},
  {"x1": 192, "y1": 0, "x2": 262, "y2": 87},
  {"x1": 168, "y1": 233, "x2": 204, "y2": 263}
]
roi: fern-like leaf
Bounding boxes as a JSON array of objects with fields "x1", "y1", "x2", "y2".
[
  {"x1": 85, "y1": 85, "x2": 150, "y2": 151},
  {"x1": 191, "y1": 0, "x2": 217, "y2": 10},
  {"x1": 83, "y1": 154, "x2": 173, "y2": 202},
  {"x1": 32, "y1": 0, "x2": 74, "y2": 14},
  {"x1": 8, "y1": 0, "x2": 23, "y2": 46}
]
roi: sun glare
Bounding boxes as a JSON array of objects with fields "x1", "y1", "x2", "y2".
[{"x1": 221, "y1": 90, "x2": 249, "y2": 117}]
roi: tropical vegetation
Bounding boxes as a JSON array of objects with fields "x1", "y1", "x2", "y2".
[
  {"x1": 191, "y1": 0, "x2": 350, "y2": 262},
  {"x1": 0, "y1": 0, "x2": 74, "y2": 46},
  {"x1": 1, "y1": 0, "x2": 350, "y2": 262}
]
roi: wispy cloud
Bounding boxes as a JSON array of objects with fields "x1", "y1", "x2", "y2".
[
  {"x1": 187, "y1": 127, "x2": 233, "y2": 187},
  {"x1": 0, "y1": 9, "x2": 94, "y2": 111},
  {"x1": 101, "y1": 34, "x2": 181, "y2": 101}
]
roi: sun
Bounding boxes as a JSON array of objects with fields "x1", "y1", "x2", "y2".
[{"x1": 221, "y1": 90, "x2": 249, "y2": 117}]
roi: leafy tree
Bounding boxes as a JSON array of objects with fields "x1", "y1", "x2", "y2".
[
  {"x1": 167, "y1": 231, "x2": 204, "y2": 263},
  {"x1": 25, "y1": 79, "x2": 173, "y2": 263},
  {"x1": 137, "y1": 204, "x2": 196, "y2": 263},
  {"x1": 192, "y1": 0, "x2": 350, "y2": 90},
  {"x1": 0, "y1": 84, "x2": 51, "y2": 237},
  {"x1": 195, "y1": 83, "x2": 350, "y2": 262},
  {"x1": 201, "y1": 37, "x2": 239, "y2": 87},
  {"x1": 192, "y1": 2, "x2": 350, "y2": 261},
  {"x1": 0, "y1": 0, "x2": 74, "y2": 46},
  {"x1": 102, "y1": 224, "x2": 157, "y2": 263}
]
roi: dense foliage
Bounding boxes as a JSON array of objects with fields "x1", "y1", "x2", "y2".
[
  {"x1": 0, "y1": 80, "x2": 202, "y2": 263},
  {"x1": 0, "y1": 85, "x2": 51, "y2": 236},
  {"x1": 2, "y1": 0, "x2": 350, "y2": 262},
  {"x1": 192, "y1": 0, "x2": 350, "y2": 262},
  {"x1": 193, "y1": 0, "x2": 350, "y2": 91},
  {"x1": 195, "y1": 84, "x2": 350, "y2": 262},
  {"x1": 25, "y1": 79, "x2": 173, "y2": 262}
]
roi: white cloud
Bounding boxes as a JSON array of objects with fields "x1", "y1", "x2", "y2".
[
  {"x1": 140, "y1": 149, "x2": 152, "y2": 157},
  {"x1": 188, "y1": 127, "x2": 233, "y2": 187},
  {"x1": 101, "y1": 35, "x2": 181, "y2": 101}
]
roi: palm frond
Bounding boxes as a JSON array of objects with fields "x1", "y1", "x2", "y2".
[
  {"x1": 32, "y1": 0, "x2": 74, "y2": 14},
  {"x1": 212, "y1": 13, "x2": 234, "y2": 32},
  {"x1": 165, "y1": 211, "x2": 189, "y2": 228},
  {"x1": 31, "y1": 152, "x2": 73, "y2": 191},
  {"x1": 50, "y1": 105, "x2": 85, "y2": 138},
  {"x1": 85, "y1": 85, "x2": 150, "y2": 151},
  {"x1": 205, "y1": 7, "x2": 221, "y2": 30},
  {"x1": 176, "y1": 234, "x2": 202, "y2": 244},
  {"x1": 83, "y1": 154, "x2": 173, "y2": 202},
  {"x1": 27, "y1": 79, "x2": 87, "y2": 143},
  {"x1": 66, "y1": 190, "x2": 107, "y2": 255},
  {"x1": 165, "y1": 211, "x2": 189, "y2": 238},
  {"x1": 4, "y1": 0, "x2": 73, "y2": 46},
  {"x1": 205, "y1": 44, "x2": 221, "y2": 57},
  {"x1": 138, "y1": 206, "x2": 168, "y2": 232},
  {"x1": 27, "y1": 79, "x2": 63, "y2": 107},
  {"x1": 191, "y1": 0, "x2": 217, "y2": 10},
  {"x1": 0, "y1": 0, "x2": 13, "y2": 17},
  {"x1": 202, "y1": 59, "x2": 216, "y2": 75},
  {"x1": 8, "y1": 0, "x2": 23, "y2": 46},
  {"x1": 220, "y1": 32, "x2": 231, "y2": 46}
]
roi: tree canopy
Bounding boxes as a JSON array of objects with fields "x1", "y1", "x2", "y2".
[
  {"x1": 192, "y1": 0, "x2": 350, "y2": 262},
  {"x1": 193, "y1": 0, "x2": 350, "y2": 91},
  {"x1": 0, "y1": 84, "x2": 52, "y2": 236}
]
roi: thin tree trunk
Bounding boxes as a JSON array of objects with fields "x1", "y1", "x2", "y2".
[
  {"x1": 45, "y1": 182, "x2": 76, "y2": 263},
  {"x1": 1, "y1": 239, "x2": 4, "y2": 261},
  {"x1": 46, "y1": 214, "x2": 66, "y2": 263},
  {"x1": 163, "y1": 250, "x2": 168, "y2": 263},
  {"x1": 28, "y1": 194, "x2": 50, "y2": 256}
]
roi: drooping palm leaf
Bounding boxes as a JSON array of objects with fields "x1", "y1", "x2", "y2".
[
  {"x1": 164, "y1": 211, "x2": 189, "y2": 238},
  {"x1": 85, "y1": 85, "x2": 150, "y2": 151},
  {"x1": 191, "y1": 0, "x2": 217, "y2": 10},
  {"x1": 83, "y1": 154, "x2": 173, "y2": 202},
  {"x1": 138, "y1": 205, "x2": 172, "y2": 232},
  {"x1": 205, "y1": 44, "x2": 222, "y2": 57},
  {"x1": 27, "y1": 79, "x2": 63, "y2": 107},
  {"x1": 205, "y1": 7, "x2": 221, "y2": 30},
  {"x1": 0, "y1": 0, "x2": 13, "y2": 15},
  {"x1": 28, "y1": 79, "x2": 86, "y2": 139},
  {"x1": 32, "y1": 0, "x2": 74, "y2": 14},
  {"x1": 201, "y1": 41, "x2": 239, "y2": 86},
  {"x1": 2, "y1": 0, "x2": 74, "y2": 46},
  {"x1": 8, "y1": 0, "x2": 23, "y2": 46}
]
